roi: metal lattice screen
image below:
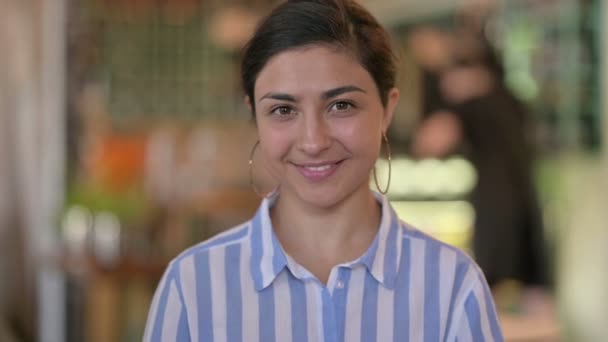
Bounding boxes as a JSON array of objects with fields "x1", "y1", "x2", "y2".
[{"x1": 80, "y1": 1, "x2": 265, "y2": 122}]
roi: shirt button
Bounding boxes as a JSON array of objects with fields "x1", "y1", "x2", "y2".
[{"x1": 336, "y1": 280, "x2": 344, "y2": 289}]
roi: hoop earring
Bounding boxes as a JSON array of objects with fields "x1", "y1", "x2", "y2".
[
  {"x1": 249, "y1": 140, "x2": 275, "y2": 198},
  {"x1": 373, "y1": 133, "x2": 392, "y2": 195}
]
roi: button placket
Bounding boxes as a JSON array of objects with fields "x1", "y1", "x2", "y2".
[{"x1": 330, "y1": 267, "x2": 351, "y2": 342}]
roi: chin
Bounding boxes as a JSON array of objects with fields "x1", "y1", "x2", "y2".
[
  {"x1": 291, "y1": 182, "x2": 368, "y2": 210},
  {"x1": 279, "y1": 183, "x2": 338, "y2": 209},
  {"x1": 304, "y1": 192, "x2": 342, "y2": 209}
]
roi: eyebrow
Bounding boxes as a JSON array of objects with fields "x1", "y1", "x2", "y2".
[
  {"x1": 259, "y1": 92, "x2": 297, "y2": 102},
  {"x1": 322, "y1": 85, "x2": 366, "y2": 100},
  {"x1": 258, "y1": 85, "x2": 366, "y2": 103}
]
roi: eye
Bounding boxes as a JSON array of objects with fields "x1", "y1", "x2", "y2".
[
  {"x1": 330, "y1": 101, "x2": 355, "y2": 113},
  {"x1": 270, "y1": 105, "x2": 297, "y2": 118}
]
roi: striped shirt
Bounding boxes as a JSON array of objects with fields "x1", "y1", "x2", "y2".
[{"x1": 144, "y1": 192, "x2": 503, "y2": 342}]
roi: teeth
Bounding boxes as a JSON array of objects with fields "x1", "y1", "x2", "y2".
[{"x1": 305, "y1": 165, "x2": 332, "y2": 172}]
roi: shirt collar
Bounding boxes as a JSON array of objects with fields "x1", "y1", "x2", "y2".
[
  {"x1": 249, "y1": 191, "x2": 403, "y2": 291},
  {"x1": 358, "y1": 192, "x2": 403, "y2": 289}
]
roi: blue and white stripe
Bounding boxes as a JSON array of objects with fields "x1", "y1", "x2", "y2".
[{"x1": 144, "y1": 192, "x2": 503, "y2": 342}]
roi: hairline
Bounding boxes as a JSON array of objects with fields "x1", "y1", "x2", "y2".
[{"x1": 252, "y1": 42, "x2": 385, "y2": 106}]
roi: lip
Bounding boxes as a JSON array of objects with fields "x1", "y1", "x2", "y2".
[{"x1": 293, "y1": 159, "x2": 344, "y2": 183}]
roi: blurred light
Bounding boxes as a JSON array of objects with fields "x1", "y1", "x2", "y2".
[
  {"x1": 375, "y1": 156, "x2": 477, "y2": 199},
  {"x1": 208, "y1": 7, "x2": 260, "y2": 51},
  {"x1": 145, "y1": 129, "x2": 176, "y2": 205},
  {"x1": 442, "y1": 156, "x2": 478, "y2": 196},
  {"x1": 61, "y1": 205, "x2": 93, "y2": 256},
  {"x1": 391, "y1": 200, "x2": 474, "y2": 249},
  {"x1": 389, "y1": 158, "x2": 417, "y2": 197},
  {"x1": 93, "y1": 211, "x2": 121, "y2": 266},
  {"x1": 506, "y1": 71, "x2": 539, "y2": 100},
  {"x1": 416, "y1": 158, "x2": 443, "y2": 195}
]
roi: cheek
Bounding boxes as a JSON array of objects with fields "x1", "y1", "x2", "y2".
[
  {"x1": 334, "y1": 118, "x2": 382, "y2": 157},
  {"x1": 258, "y1": 125, "x2": 293, "y2": 162}
]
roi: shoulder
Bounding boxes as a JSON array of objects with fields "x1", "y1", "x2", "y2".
[
  {"x1": 399, "y1": 220, "x2": 487, "y2": 287},
  {"x1": 176, "y1": 221, "x2": 251, "y2": 261},
  {"x1": 144, "y1": 221, "x2": 252, "y2": 342},
  {"x1": 401, "y1": 220, "x2": 476, "y2": 265},
  {"x1": 398, "y1": 222, "x2": 503, "y2": 340},
  {"x1": 160, "y1": 220, "x2": 252, "y2": 280}
]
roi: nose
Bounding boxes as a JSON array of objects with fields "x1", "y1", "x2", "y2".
[{"x1": 296, "y1": 112, "x2": 331, "y2": 155}]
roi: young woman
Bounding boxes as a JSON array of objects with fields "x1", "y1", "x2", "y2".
[{"x1": 144, "y1": 1, "x2": 503, "y2": 341}]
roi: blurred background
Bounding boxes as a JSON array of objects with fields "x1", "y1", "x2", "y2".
[{"x1": 0, "y1": 0, "x2": 606, "y2": 341}]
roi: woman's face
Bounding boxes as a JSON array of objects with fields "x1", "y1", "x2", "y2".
[{"x1": 250, "y1": 44, "x2": 399, "y2": 208}]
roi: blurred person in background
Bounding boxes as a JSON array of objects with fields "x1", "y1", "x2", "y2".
[{"x1": 409, "y1": 11, "x2": 551, "y2": 295}]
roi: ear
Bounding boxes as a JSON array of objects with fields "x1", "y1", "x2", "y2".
[
  {"x1": 244, "y1": 95, "x2": 253, "y2": 113},
  {"x1": 245, "y1": 95, "x2": 260, "y2": 131},
  {"x1": 382, "y1": 87, "x2": 400, "y2": 134}
]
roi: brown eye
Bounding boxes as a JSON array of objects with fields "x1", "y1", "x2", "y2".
[
  {"x1": 270, "y1": 105, "x2": 297, "y2": 119},
  {"x1": 331, "y1": 101, "x2": 354, "y2": 112}
]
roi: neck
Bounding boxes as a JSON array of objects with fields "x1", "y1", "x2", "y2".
[{"x1": 270, "y1": 186, "x2": 381, "y2": 282}]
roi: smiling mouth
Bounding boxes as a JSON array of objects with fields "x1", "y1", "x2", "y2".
[
  {"x1": 303, "y1": 164, "x2": 333, "y2": 171},
  {"x1": 295, "y1": 159, "x2": 344, "y2": 168},
  {"x1": 293, "y1": 160, "x2": 344, "y2": 182}
]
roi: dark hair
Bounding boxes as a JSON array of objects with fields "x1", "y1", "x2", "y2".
[{"x1": 241, "y1": 0, "x2": 397, "y2": 116}]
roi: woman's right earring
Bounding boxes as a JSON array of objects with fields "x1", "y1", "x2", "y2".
[
  {"x1": 249, "y1": 140, "x2": 264, "y2": 198},
  {"x1": 249, "y1": 140, "x2": 278, "y2": 198}
]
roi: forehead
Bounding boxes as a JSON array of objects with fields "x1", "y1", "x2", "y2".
[{"x1": 254, "y1": 45, "x2": 376, "y2": 99}]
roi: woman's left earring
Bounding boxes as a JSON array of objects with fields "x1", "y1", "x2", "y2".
[{"x1": 373, "y1": 133, "x2": 392, "y2": 195}]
